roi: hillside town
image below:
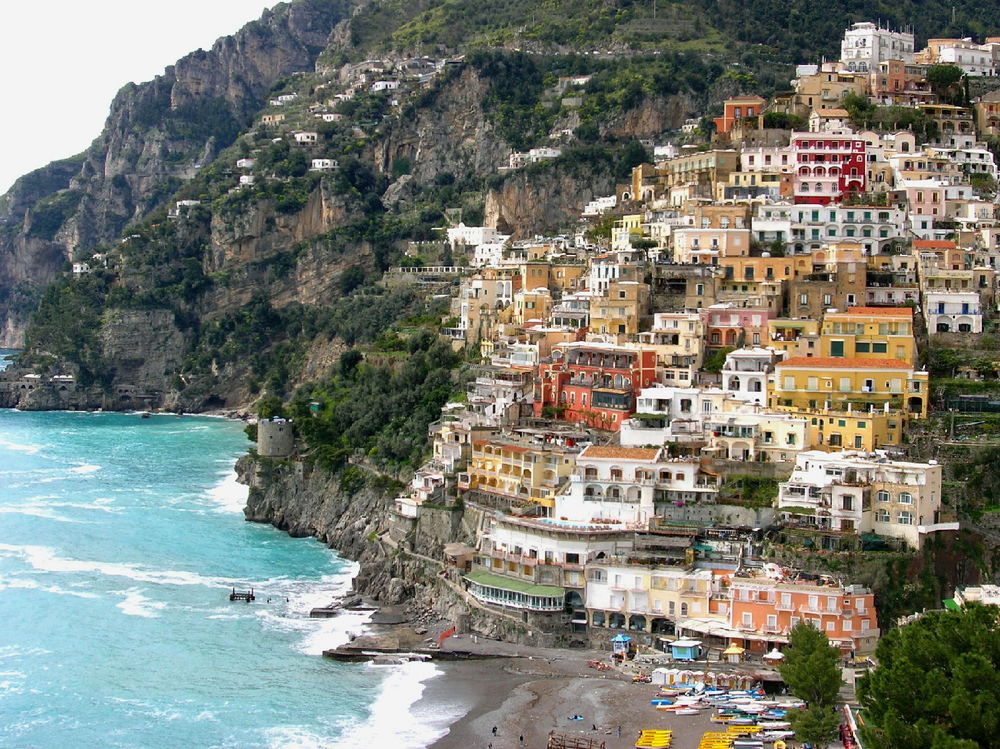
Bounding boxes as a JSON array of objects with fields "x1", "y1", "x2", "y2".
[{"x1": 301, "y1": 21, "x2": 1000, "y2": 668}]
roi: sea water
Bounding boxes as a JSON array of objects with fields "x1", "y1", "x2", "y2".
[{"x1": 0, "y1": 372, "x2": 459, "y2": 747}]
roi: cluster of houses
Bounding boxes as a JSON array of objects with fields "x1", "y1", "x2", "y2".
[{"x1": 377, "y1": 21, "x2": 1000, "y2": 657}]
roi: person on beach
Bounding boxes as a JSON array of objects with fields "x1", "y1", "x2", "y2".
[{"x1": 492, "y1": 726, "x2": 497, "y2": 736}]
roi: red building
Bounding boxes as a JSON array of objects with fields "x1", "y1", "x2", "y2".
[
  {"x1": 792, "y1": 133, "x2": 866, "y2": 205},
  {"x1": 534, "y1": 343, "x2": 657, "y2": 431}
]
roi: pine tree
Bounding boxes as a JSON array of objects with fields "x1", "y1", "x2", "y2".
[{"x1": 778, "y1": 621, "x2": 843, "y2": 707}]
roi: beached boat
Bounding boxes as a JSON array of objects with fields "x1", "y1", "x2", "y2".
[{"x1": 674, "y1": 708, "x2": 701, "y2": 715}]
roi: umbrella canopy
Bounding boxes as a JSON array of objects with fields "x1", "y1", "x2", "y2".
[
  {"x1": 763, "y1": 648, "x2": 785, "y2": 661},
  {"x1": 722, "y1": 645, "x2": 745, "y2": 656},
  {"x1": 612, "y1": 634, "x2": 632, "y2": 643}
]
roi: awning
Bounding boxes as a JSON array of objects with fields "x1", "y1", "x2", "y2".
[
  {"x1": 943, "y1": 598, "x2": 961, "y2": 612},
  {"x1": 723, "y1": 645, "x2": 745, "y2": 656},
  {"x1": 464, "y1": 570, "x2": 564, "y2": 597},
  {"x1": 671, "y1": 638, "x2": 702, "y2": 648}
]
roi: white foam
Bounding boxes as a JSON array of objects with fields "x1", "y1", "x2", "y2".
[
  {"x1": 0, "y1": 543, "x2": 218, "y2": 587},
  {"x1": 266, "y1": 724, "x2": 334, "y2": 749},
  {"x1": 204, "y1": 469, "x2": 249, "y2": 513},
  {"x1": 330, "y1": 661, "x2": 462, "y2": 749},
  {"x1": 116, "y1": 588, "x2": 168, "y2": 618},
  {"x1": 69, "y1": 463, "x2": 101, "y2": 475}
]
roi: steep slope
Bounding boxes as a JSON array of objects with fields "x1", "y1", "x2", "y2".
[{"x1": 0, "y1": 0, "x2": 348, "y2": 347}]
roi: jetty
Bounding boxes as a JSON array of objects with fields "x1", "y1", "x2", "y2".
[{"x1": 229, "y1": 588, "x2": 255, "y2": 602}]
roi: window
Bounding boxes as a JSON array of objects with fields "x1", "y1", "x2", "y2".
[
  {"x1": 875, "y1": 509, "x2": 890, "y2": 522},
  {"x1": 898, "y1": 511, "x2": 913, "y2": 525},
  {"x1": 899, "y1": 492, "x2": 913, "y2": 504},
  {"x1": 742, "y1": 612, "x2": 752, "y2": 627},
  {"x1": 877, "y1": 490, "x2": 890, "y2": 502}
]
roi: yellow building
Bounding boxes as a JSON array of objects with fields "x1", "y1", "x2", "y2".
[
  {"x1": 512, "y1": 287, "x2": 553, "y2": 325},
  {"x1": 770, "y1": 356, "x2": 928, "y2": 419},
  {"x1": 588, "y1": 280, "x2": 650, "y2": 338},
  {"x1": 801, "y1": 409, "x2": 907, "y2": 451},
  {"x1": 611, "y1": 214, "x2": 645, "y2": 250},
  {"x1": 768, "y1": 318, "x2": 820, "y2": 357},
  {"x1": 819, "y1": 307, "x2": 916, "y2": 363},
  {"x1": 459, "y1": 438, "x2": 577, "y2": 510}
]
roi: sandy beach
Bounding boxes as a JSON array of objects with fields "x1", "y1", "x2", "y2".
[{"x1": 423, "y1": 652, "x2": 718, "y2": 749}]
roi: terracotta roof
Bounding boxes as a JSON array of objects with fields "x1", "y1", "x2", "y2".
[
  {"x1": 914, "y1": 240, "x2": 957, "y2": 249},
  {"x1": 779, "y1": 356, "x2": 913, "y2": 369},
  {"x1": 580, "y1": 446, "x2": 661, "y2": 461},
  {"x1": 826, "y1": 306, "x2": 913, "y2": 317},
  {"x1": 816, "y1": 108, "x2": 850, "y2": 117}
]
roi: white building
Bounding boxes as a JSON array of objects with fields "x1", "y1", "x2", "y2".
[
  {"x1": 310, "y1": 158, "x2": 338, "y2": 171},
  {"x1": 925, "y1": 291, "x2": 983, "y2": 334},
  {"x1": 840, "y1": 22, "x2": 915, "y2": 72},
  {"x1": 239, "y1": 174, "x2": 255, "y2": 187},
  {"x1": 777, "y1": 450, "x2": 947, "y2": 548},
  {"x1": 722, "y1": 347, "x2": 786, "y2": 405},
  {"x1": 370, "y1": 80, "x2": 401, "y2": 92},
  {"x1": 235, "y1": 158, "x2": 256, "y2": 170},
  {"x1": 559, "y1": 446, "x2": 662, "y2": 525},
  {"x1": 292, "y1": 131, "x2": 318, "y2": 145},
  {"x1": 448, "y1": 223, "x2": 500, "y2": 250},
  {"x1": 933, "y1": 39, "x2": 994, "y2": 76}
]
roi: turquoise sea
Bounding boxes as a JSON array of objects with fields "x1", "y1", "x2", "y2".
[{"x1": 0, "y1": 351, "x2": 459, "y2": 748}]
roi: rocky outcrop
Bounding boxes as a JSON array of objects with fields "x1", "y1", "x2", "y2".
[
  {"x1": 0, "y1": 0, "x2": 348, "y2": 346},
  {"x1": 484, "y1": 162, "x2": 617, "y2": 238}
]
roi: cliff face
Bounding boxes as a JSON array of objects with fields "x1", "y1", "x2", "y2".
[
  {"x1": 373, "y1": 67, "x2": 511, "y2": 183},
  {"x1": 484, "y1": 164, "x2": 616, "y2": 238},
  {"x1": 0, "y1": 0, "x2": 348, "y2": 347}
]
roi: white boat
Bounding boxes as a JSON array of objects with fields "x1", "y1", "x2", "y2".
[{"x1": 674, "y1": 708, "x2": 701, "y2": 715}]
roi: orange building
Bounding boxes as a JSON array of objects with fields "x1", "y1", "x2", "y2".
[
  {"x1": 727, "y1": 576, "x2": 879, "y2": 655},
  {"x1": 714, "y1": 96, "x2": 766, "y2": 135}
]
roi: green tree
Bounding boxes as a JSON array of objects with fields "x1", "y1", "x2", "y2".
[
  {"x1": 778, "y1": 621, "x2": 843, "y2": 707},
  {"x1": 927, "y1": 65, "x2": 965, "y2": 104},
  {"x1": 790, "y1": 704, "x2": 841, "y2": 748},
  {"x1": 858, "y1": 604, "x2": 1000, "y2": 749}
]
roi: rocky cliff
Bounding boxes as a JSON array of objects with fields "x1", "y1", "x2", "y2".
[{"x1": 0, "y1": 0, "x2": 348, "y2": 347}]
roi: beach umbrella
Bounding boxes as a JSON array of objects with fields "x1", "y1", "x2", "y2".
[{"x1": 763, "y1": 648, "x2": 785, "y2": 662}]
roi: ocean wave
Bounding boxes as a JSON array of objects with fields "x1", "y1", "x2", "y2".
[
  {"x1": 0, "y1": 505, "x2": 83, "y2": 523},
  {"x1": 0, "y1": 543, "x2": 218, "y2": 587},
  {"x1": 116, "y1": 588, "x2": 168, "y2": 618},
  {"x1": 0, "y1": 576, "x2": 100, "y2": 599},
  {"x1": 203, "y1": 470, "x2": 249, "y2": 513},
  {"x1": 0, "y1": 646, "x2": 52, "y2": 659},
  {"x1": 0, "y1": 437, "x2": 47, "y2": 455},
  {"x1": 329, "y1": 661, "x2": 460, "y2": 749}
]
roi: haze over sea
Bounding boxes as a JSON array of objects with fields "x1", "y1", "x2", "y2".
[{"x1": 0, "y1": 350, "x2": 458, "y2": 748}]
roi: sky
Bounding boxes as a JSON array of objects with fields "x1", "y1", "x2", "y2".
[{"x1": 0, "y1": 1, "x2": 281, "y2": 194}]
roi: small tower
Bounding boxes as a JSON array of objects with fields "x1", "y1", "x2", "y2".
[{"x1": 256, "y1": 418, "x2": 294, "y2": 458}]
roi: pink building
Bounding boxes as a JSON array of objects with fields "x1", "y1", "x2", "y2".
[{"x1": 703, "y1": 305, "x2": 772, "y2": 349}]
